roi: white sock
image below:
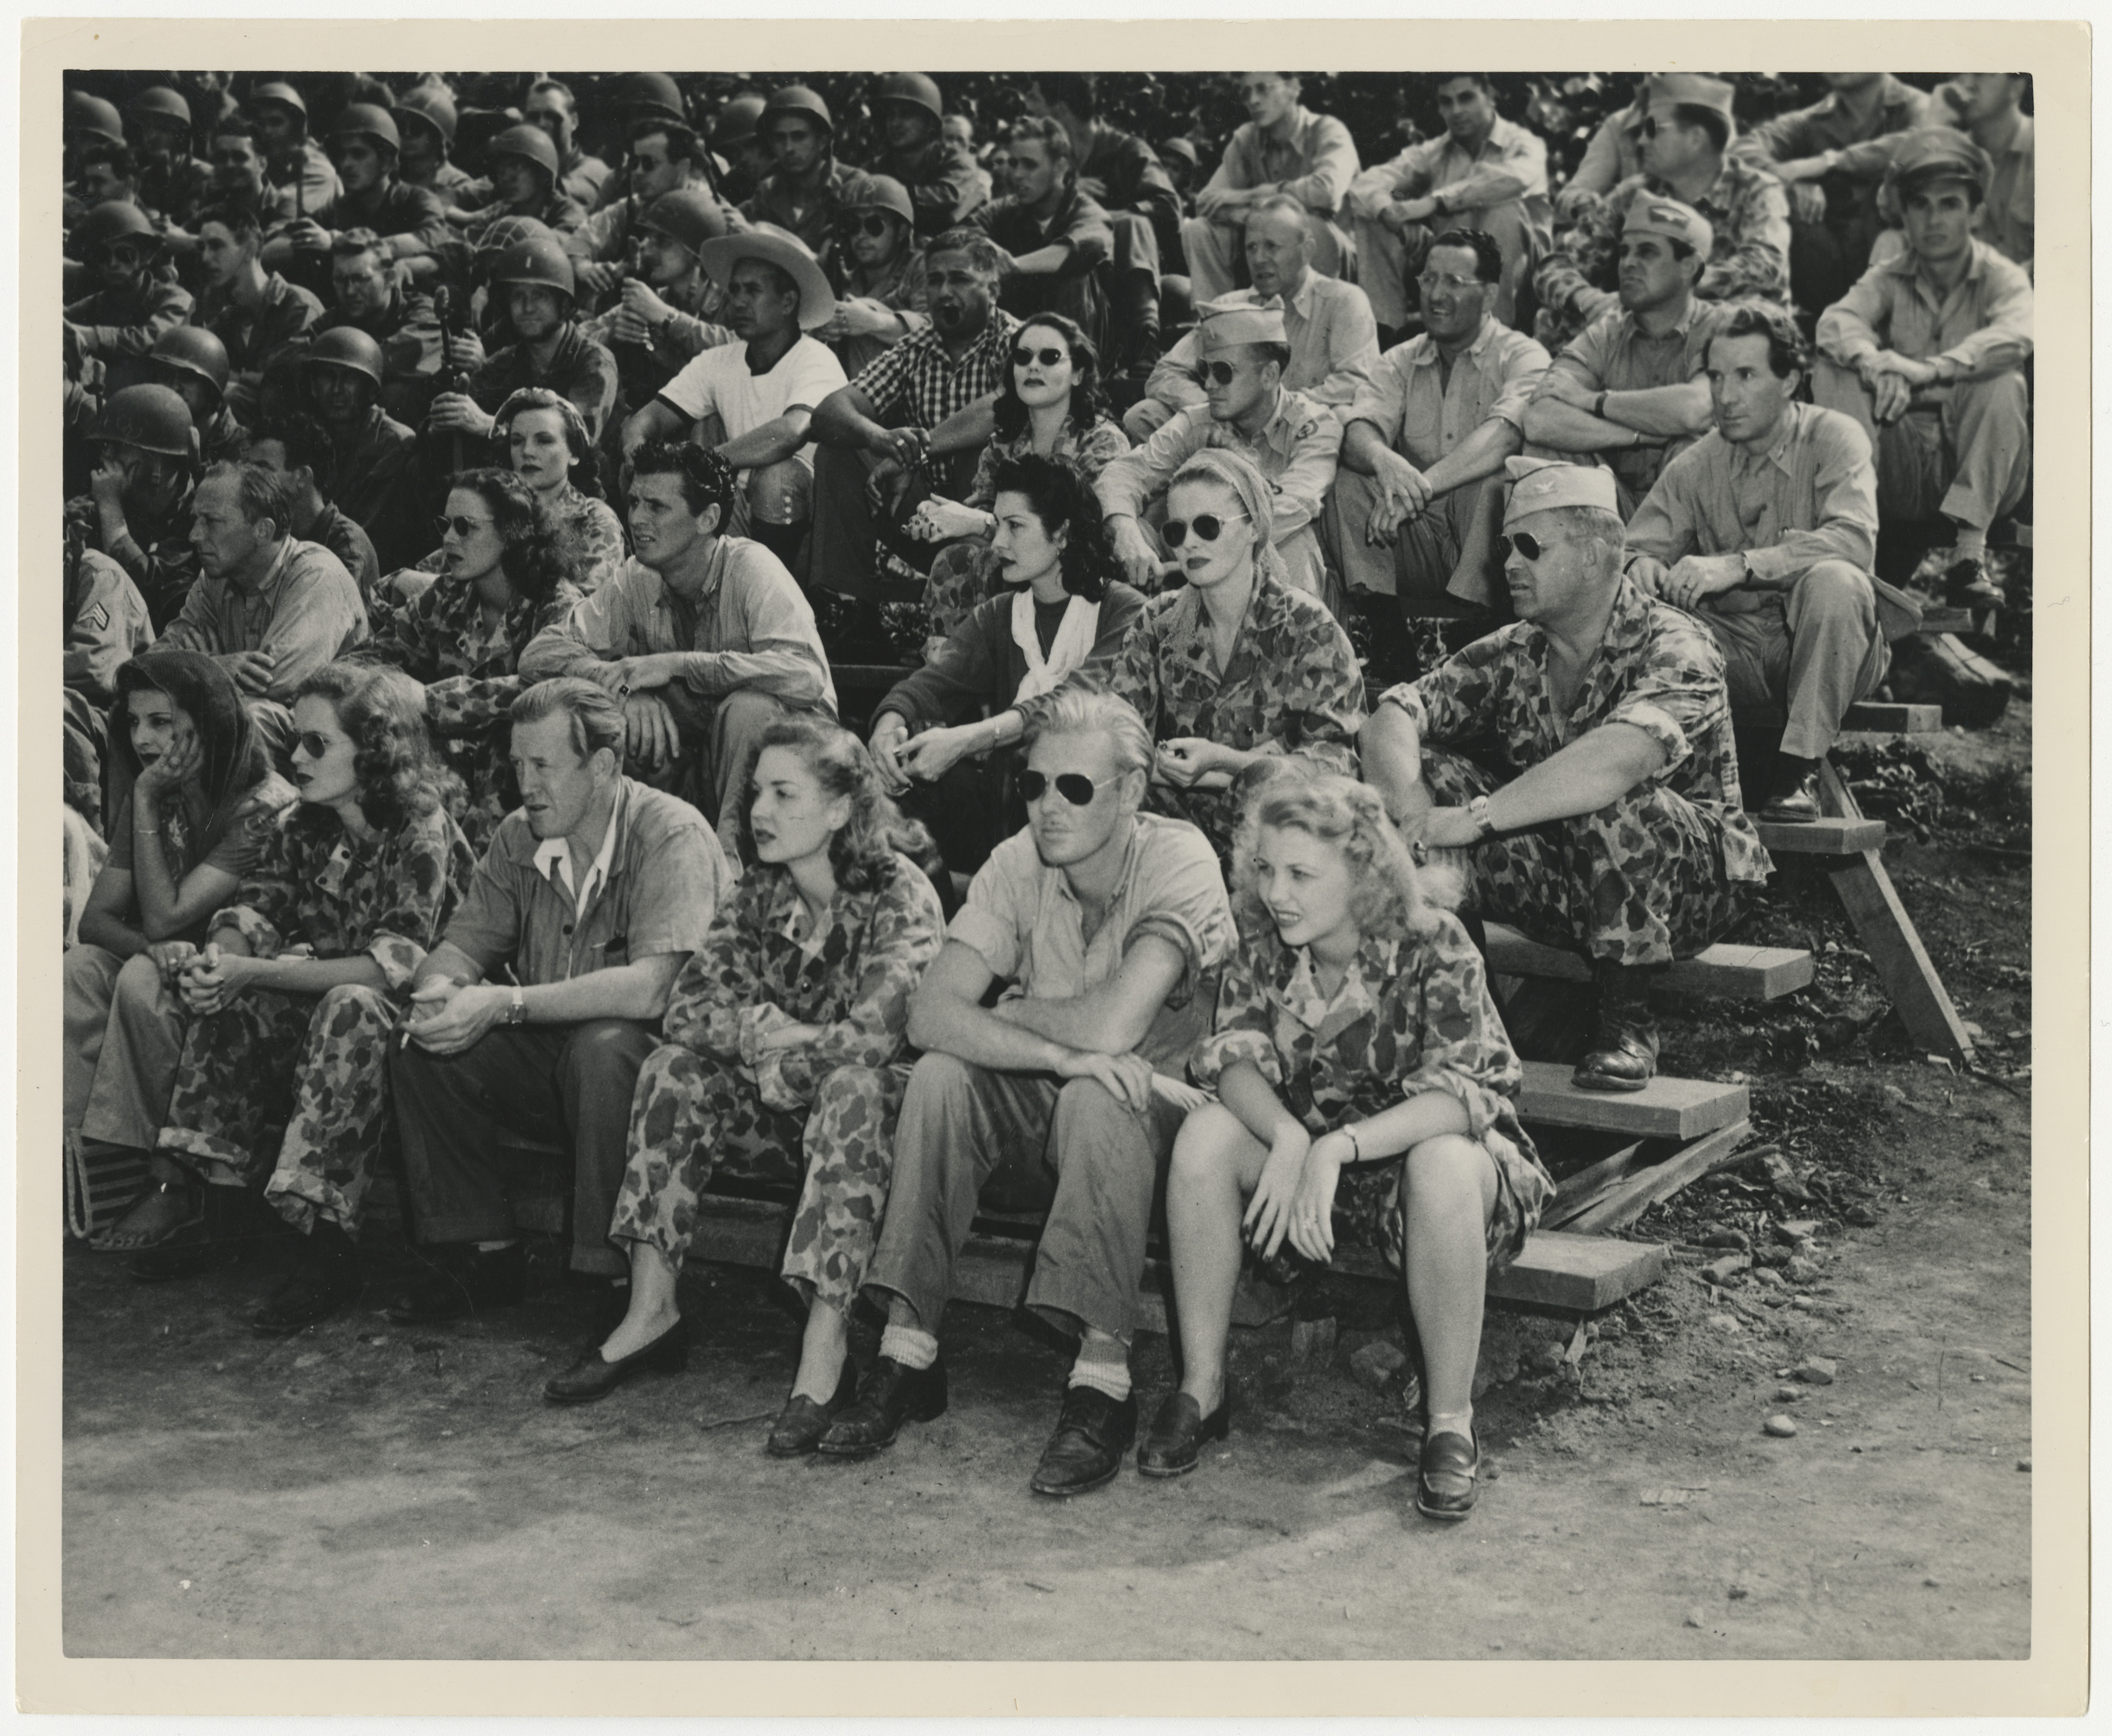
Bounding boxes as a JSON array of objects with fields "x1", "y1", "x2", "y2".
[
  {"x1": 1427, "y1": 1407, "x2": 1474, "y2": 1444},
  {"x1": 1951, "y1": 524, "x2": 1988, "y2": 560},
  {"x1": 879, "y1": 1324, "x2": 938, "y2": 1370},
  {"x1": 1068, "y1": 1338, "x2": 1132, "y2": 1402}
]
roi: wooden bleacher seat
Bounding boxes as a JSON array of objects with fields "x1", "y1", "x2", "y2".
[{"x1": 1483, "y1": 923, "x2": 1813, "y2": 1001}]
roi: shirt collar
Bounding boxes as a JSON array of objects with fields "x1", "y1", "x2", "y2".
[
  {"x1": 1402, "y1": 314, "x2": 1500, "y2": 367},
  {"x1": 532, "y1": 780, "x2": 625, "y2": 905}
]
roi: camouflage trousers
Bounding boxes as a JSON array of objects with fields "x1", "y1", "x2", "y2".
[
  {"x1": 610, "y1": 1048, "x2": 910, "y2": 1315},
  {"x1": 155, "y1": 982, "x2": 400, "y2": 1234},
  {"x1": 1421, "y1": 745, "x2": 1749, "y2": 966}
]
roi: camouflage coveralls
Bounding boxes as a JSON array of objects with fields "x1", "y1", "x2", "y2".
[
  {"x1": 1378, "y1": 573, "x2": 1770, "y2": 965},
  {"x1": 1192, "y1": 909, "x2": 1552, "y2": 1273},
  {"x1": 610, "y1": 851, "x2": 946, "y2": 1312},
  {"x1": 1532, "y1": 163, "x2": 1793, "y2": 352},
  {"x1": 1032, "y1": 567, "x2": 1365, "y2": 864},
  {"x1": 154, "y1": 802, "x2": 475, "y2": 1233},
  {"x1": 352, "y1": 573, "x2": 583, "y2": 853},
  {"x1": 922, "y1": 414, "x2": 1135, "y2": 638}
]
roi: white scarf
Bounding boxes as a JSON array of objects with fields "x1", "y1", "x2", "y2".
[{"x1": 1011, "y1": 587, "x2": 1101, "y2": 702}]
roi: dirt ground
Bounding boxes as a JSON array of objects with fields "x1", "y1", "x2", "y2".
[{"x1": 61, "y1": 702, "x2": 2032, "y2": 1663}]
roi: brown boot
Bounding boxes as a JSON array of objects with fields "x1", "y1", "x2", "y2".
[{"x1": 1572, "y1": 958, "x2": 1664, "y2": 1093}]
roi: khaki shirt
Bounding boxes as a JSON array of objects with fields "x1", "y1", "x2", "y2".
[
  {"x1": 153, "y1": 538, "x2": 370, "y2": 705},
  {"x1": 1347, "y1": 315, "x2": 1549, "y2": 469}
]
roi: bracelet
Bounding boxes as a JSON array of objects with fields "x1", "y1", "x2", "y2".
[{"x1": 1343, "y1": 1124, "x2": 1362, "y2": 1162}]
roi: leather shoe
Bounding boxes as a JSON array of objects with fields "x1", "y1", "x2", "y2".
[
  {"x1": 252, "y1": 1221, "x2": 363, "y2": 1335},
  {"x1": 1031, "y1": 1385, "x2": 1137, "y2": 1497},
  {"x1": 544, "y1": 1314, "x2": 688, "y2": 1403},
  {"x1": 1943, "y1": 556, "x2": 2005, "y2": 610},
  {"x1": 816, "y1": 1355, "x2": 947, "y2": 1458},
  {"x1": 1761, "y1": 766, "x2": 1822, "y2": 824},
  {"x1": 767, "y1": 1362, "x2": 859, "y2": 1458},
  {"x1": 1136, "y1": 1389, "x2": 1230, "y2": 1478},
  {"x1": 1416, "y1": 1426, "x2": 1480, "y2": 1521},
  {"x1": 385, "y1": 1242, "x2": 527, "y2": 1324}
]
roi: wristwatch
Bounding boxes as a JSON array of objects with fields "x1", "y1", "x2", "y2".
[
  {"x1": 1468, "y1": 794, "x2": 1497, "y2": 840},
  {"x1": 507, "y1": 984, "x2": 527, "y2": 1026}
]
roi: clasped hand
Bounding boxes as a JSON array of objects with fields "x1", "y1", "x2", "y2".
[{"x1": 1244, "y1": 1131, "x2": 1349, "y2": 1262}]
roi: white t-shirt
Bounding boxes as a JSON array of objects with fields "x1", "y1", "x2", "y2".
[{"x1": 656, "y1": 336, "x2": 848, "y2": 473}]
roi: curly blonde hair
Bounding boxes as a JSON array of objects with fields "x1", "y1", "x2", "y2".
[{"x1": 1230, "y1": 765, "x2": 1457, "y2": 944}]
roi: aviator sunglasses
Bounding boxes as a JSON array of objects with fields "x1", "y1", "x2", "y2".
[
  {"x1": 1018, "y1": 769, "x2": 1098, "y2": 807},
  {"x1": 1499, "y1": 532, "x2": 1547, "y2": 562},
  {"x1": 1190, "y1": 358, "x2": 1244, "y2": 387},
  {"x1": 1161, "y1": 511, "x2": 1250, "y2": 548}
]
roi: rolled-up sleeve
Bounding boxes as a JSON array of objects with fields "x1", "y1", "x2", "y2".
[
  {"x1": 1485, "y1": 334, "x2": 1552, "y2": 430},
  {"x1": 1096, "y1": 409, "x2": 1204, "y2": 520},
  {"x1": 1377, "y1": 635, "x2": 1510, "y2": 747},
  {"x1": 1603, "y1": 612, "x2": 1736, "y2": 779},
  {"x1": 1344, "y1": 350, "x2": 1412, "y2": 446},
  {"x1": 1124, "y1": 825, "x2": 1234, "y2": 1009},
  {"x1": 1188, "y1": 936, "x2": 1282, "y2": 1091},
  {"x1": 1397, "y1": 917, "x2": 1523, "y2": 1140},
  {"x1": 948, "y1": 841, "x2": 1031, "y2": 980}
]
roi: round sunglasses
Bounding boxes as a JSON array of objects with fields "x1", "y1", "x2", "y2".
[
  {"x1": 1162, "y1": 511, "x2": 1250, "y2": 548},
  {"x1": 1011, "y1": 345, "x2": 1069, "y2": 369},
  {"x1": 1190, "y1": 359, "x2": 1244, "y2": 387},
  {"x1": 850, "y1": 212, "x2": 897, "y2": 237},
  {"x1": 292, "y1": 730, "x2": 344, "y2": 762},
  {"x1": 1499, "y1": 531, "x2": 1547, "y2": 562},
  {"x1": 1018, "y1": 769, "x2": 1098, "y2": 807}
]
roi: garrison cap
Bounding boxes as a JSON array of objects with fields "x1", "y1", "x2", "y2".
[
  {"x1": 1620, "y1": 190, "x2": 1714, "y2": 257},
  {"x1": 1643, "y1": 72, "x2": 1736, "y2": 124},
  {"x1": 1503, "y1": 456, "x2": 1619, "y2": 522},
  {"x1": 1195, "y1": 294, "x2": 1287, "y2": 350},
  {"x1": 1886, "y1": 127, "x2": 1993, "y2": 199}
]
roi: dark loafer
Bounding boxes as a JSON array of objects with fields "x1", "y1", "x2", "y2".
[
  {"x1": 1136, "y1": 1390, "x2": 1230, "y2": 1478},
  {"x1": 251, "y1": 1223, "x2": 363, "y2": 1335},
  {"x1": 1031, "y1": 1386, "x2": 1138, "y2": 1497},
  {"x1": 1572, "y1": 1028, "x2": 1658, "y2": 1093},
  {"x1": 816, "y1": 1355, "x2": 947, "y2": 1458},
  {"x1": 385, "y1": 1242, "x2": 527, "y2": 1324},
  {"x1": 1416, "y1": 1426, "x2": 1480, "y2": 1521},
  {"x1": 767, "y1": 1362, "x2": 860, "y2": 1458},
  {"x1": 1943, "y1": 556, "x2": 2005, "y2": 609},
  {"x1": 1761, "y1": 768, "x2": 1823, "y2": 824},
  {"x1": 544, "y1": 1315, "x2": 688, "y2": 1403},
  {"x1": 130, "y1": 1183, "x2": 258, "y2": 1284}
]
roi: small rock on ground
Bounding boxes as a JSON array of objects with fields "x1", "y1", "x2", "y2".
[{"x1": 1764, "y1": 1415, "x2": 1799, "y2": 1438}]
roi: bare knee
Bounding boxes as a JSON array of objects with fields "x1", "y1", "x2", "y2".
[
  {"x1": 1403, "y1": 1133, "x2": 1494, "y2": 1204},
  {"x1": 1170, "y1": 1101, "x2": 1248, "y2": 1179}
]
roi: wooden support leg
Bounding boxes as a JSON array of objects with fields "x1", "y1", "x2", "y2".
[{"x1": 1827, "y1": 848, "x2": 1974, "y2": 1062}]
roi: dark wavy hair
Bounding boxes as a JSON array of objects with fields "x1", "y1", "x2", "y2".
[
  {"x1": 628, "y1": 438, "x2": 736, "y2": 531},
  {"x1": 446, "y1": 466, "x2": 570, "y2": 606},
  {"x1": 987, "y1": 452, "x2": 1123, "y2": 604},
  {"x1": 293, "y1": 662, "x2": 461, "y2": 833},
  {"x1": 991, "y1": 312, "x2": 1108, "y2": 442},
  {"x1": 735, "y1": 715, "x2": 933, "y2": 892},
  {"x1": 113, "y1": 649, "x2": 270, "y2": 815},
  {"x1": 1710, "y1": 301, "x2": 1809, "y2": 381}
]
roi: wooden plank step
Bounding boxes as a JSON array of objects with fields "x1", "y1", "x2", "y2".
[
  {"x1": 1565, "y1": 1118, "x2": 1755, "y2": 1234},
  {"x1": 1914, "y1": 606, "x2": 1976, "y2": 635},
  {"x1": 1330, "y1": 1230, "x2": 1667, "y2": 1312},
  {"x1": 1518, "y1": 1061, "x2": 1748, "y2": 1141},
  {"x1": 1484, "y1": 925, "x2": 1812, "y2": 1000},
  {"x1": 1842, "y1": 702, "x2": 1944, "y2": 734},
  {"x1": 1755, "y1": 815, "x2": 1888, "y2": 856}
]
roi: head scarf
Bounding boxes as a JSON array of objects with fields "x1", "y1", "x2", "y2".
[
  {"x1": 112, "y1": 649, "x2": 269, "y2": 817},
  {"x1": 1167, "y1": 447, "x2": 1290, "y2": 589}
]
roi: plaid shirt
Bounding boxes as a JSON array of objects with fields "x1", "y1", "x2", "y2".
[{"x1": 851, "y1": 310, "x2": 1022, "y2": 432}]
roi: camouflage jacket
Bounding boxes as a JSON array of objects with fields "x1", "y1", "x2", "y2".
[
  {"x1": 1379, "y1": 571, "x2": 1769, "y2": 885},
  {"x1": 209, "y1": 801, "x2": 476, "y2": 993},
  {"x1": 661, "y1": 851, "x2": 946, "y2": 1110},
  {"x1": 1192, "y1": 908, "x2": 1541, "y2": 1169},
  {"x1": 1534, "y1": 161, "x2": 1792, "y2": 347}
]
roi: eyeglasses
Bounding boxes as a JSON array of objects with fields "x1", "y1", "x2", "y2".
[
  {"x1": 1018, "y1": 769, "x2": 1098, "y2": 807},
  {"x1": 1161, "y1": 512, "x2": 1250, "y2": 548},
  {"x1": 1190, "y1": 359, "x2": 1244, "y2": 387},
  {"x1": 293, "y1": 731, "x2": 341, "y2": 761},
  {"x1": 1012, "y1": 346, "x2": 1069, "y2": 369},
  {"x1": 1417, "y1": 270, "x2": 1484, "y2": 294},
  {"x1": 1499, "y1": 531, "x2": 1546, "y2": 562},
  {"x1": 851, "y1": 213, "x2": 896, "y2": 236},
  {"x1": 435, "y1": 514, "x2": 495, "y2": 539}
]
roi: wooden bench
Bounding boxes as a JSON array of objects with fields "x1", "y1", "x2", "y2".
[
  {"x1": 1842, "y1": 702, "x2": 1944, "y2": 735},
  {"x1": 1483, "y1": 924, "x2": 1812, "y2": 1001}
]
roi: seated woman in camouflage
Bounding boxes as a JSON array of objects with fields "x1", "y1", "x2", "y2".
[
  {"x1": 902, "y1": 313, "x2": 1129, "y2": 639},
  {"x1": 550, "y1": 718, "x2": 946, "y2": 1456},
  {"x1": 137, "y1": 664, "x2": 476, "y2": 1331},
  {"x1": 356, "y1": 468, "x2": 581, "y2": 852},
  {"x1": 1157, "y1": 770, "x2": 1549, "y2": 1523},
  {"x1": 1018, "y1": 448, "x2": 1365, "y2": 867},
  {"x1": 868, "y1": 454, "x2": 1147, "y2": 884}
]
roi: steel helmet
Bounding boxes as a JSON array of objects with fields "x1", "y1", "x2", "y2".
[
  {"x1": 150, "y1": 326, "x2": 232, "y2": 400},
  {"x1": 844, "y1": 173, "x2": 915, "y2": 227},
  {"x1": 392, "y1": 84, "x2": 458, "y2": 147},
  {"x1": 639, "y1": 188, "x2": 732, "y2": 256},
  {"x1": 248, "y1": 80, "x2": 309, "y2": 121},
  {"x1": 489, "y1": 235, "x2": 576, "y2": 301},
  {"x1": 761, "y1": 83, "x2": 833, "y2": 137},
  {"x1": 330, "y1": 102, "x2": 401, "y2": 154},
  {"x1": 486, "y1": 123, "x2": 560, "y2": 182},
  {"x1": 92, "y1": 384, "x2": 196, "y2": 459},
  {"x1": 474, "y1": 214, "x2": 555, "y2": 261},
  {"x1": 712, "y1": 92, "x2": 767, "y2": 148},
  {"x1": 127, "y1": 87, "x2": 192, "y2": 129},
  {"x1": 304, "y1": 326, "x2": 387, "y2": 388},
  {"x1": 871, "y1": 73, "x2": 944, "y2": 124},
  {"x1": 72, "y1": 200, "x2": 160, "y2": 256},
  {"x1": 618, "y1": 72, "x2": 685, "y2": 126},
  {"x1": 66, "y1": 90, "x2": 126, "y2": 144}
]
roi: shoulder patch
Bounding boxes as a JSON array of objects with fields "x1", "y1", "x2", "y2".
[{"x1": 83, "y1": 602, "x2": 110, "y2": 633}]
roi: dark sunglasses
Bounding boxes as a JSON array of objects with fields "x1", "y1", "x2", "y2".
[
  {"x1": 293, "y1": 730, "x2": 340, "y2": 761},
  {"x1": 1018, "y1": 769, "x2": 1098, "y2": 807},
  {"x1": 1012, "y1": 345, "x2": 1068, "y2": 369},
  {"x1": 851, "y1": 213, "x2": 896, "y2": 236},
  {"x1": 1190, "y1": 359, "x2": 1242, "y2": 387},
  {"x1": 1500, "y1": 531, "x2": 1546, "y2": 562},
  {"x1": 1162, "y1": 512, "x2": 1250, "y2": 547},
  {"x1": 435, "y1": 513, "x2": 495, "y2": 539}
]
